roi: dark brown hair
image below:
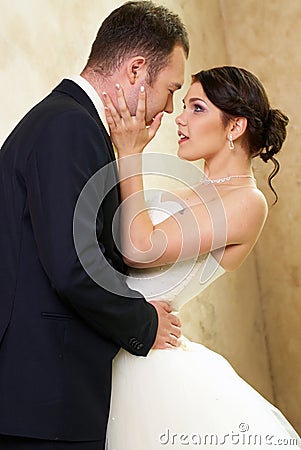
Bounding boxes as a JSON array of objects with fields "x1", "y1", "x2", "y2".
[
  {"x1": 193, "y1": 66, "x2": 289, "y2": 203},
  {"x1": 86, "y1": 1, "x2": 189, "y2": 84}
]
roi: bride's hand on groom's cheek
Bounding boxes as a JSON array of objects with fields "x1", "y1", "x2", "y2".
[
  {"x1": 102, "y1": 84, "x2": 163, "y2": 157},
  {"x1": 149, "y1": 300, "x2": 182, "y2": 350}
]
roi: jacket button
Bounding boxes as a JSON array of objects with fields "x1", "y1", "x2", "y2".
[{"x1": 129, "y1": 337, "x2": 138, "y2": 346}]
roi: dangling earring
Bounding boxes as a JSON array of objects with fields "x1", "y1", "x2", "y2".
[{"x1": 229, "y1": 134, "x2": 235, "y2": 150}]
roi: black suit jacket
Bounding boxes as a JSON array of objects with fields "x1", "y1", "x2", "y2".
[{"x1": 0, "y1": 80, "x2": 158, "y2": 443}]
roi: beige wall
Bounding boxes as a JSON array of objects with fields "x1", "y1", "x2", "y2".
[
  {"x1": 219, "y1": 0, "x2": 301, "y2": 431},
  {"x1": 0, "y1": 0, "x2": 300, "y2": 433}
]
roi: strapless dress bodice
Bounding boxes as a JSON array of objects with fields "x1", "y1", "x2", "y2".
[{"x1": 125, "y1": 191, "x2": 225, "y2": 311}]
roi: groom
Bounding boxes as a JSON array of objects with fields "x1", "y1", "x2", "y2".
[{"x1": 0, "y1": 1, "x2": 189, "y2": 449}]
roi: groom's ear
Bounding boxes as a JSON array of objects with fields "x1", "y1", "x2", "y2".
[{"x1": 126, "y1": 56, "x2": 147, "y2": 85}]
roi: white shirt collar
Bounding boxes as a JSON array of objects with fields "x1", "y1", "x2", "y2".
[{"x1": 67, "y1": 74, "x2": 109, "y2": 134}]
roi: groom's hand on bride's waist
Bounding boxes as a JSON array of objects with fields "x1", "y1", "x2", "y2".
[{"x1": 149, "y1": 301, "x2": 182, "y2": 350}]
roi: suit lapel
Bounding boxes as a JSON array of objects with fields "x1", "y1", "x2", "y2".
[
  {"x1": 53, "y1": 79, "x2": 121, "y2": 203},
  {"x1": 53, "y1": 79, "x2": 116, "y2": 161}
]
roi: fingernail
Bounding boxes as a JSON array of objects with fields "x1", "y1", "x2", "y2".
[
  {"x1": 116, "y1": 83, "x2": 121, "y2": 90},
  {"x1": 140, "y1": 85, "x2": 145, "y2": 93}
]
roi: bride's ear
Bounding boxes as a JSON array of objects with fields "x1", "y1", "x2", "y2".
[
  {"x1": 126, "y1": 56, "x2": 147, "y2": 85},
  {"x1": 228, "y1": 117, "x2": 248, "y2": 140}
]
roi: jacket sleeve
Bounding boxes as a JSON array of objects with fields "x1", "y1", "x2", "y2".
[{"x1": 24, "y1": 109, "x2": 158, "y2": 356}]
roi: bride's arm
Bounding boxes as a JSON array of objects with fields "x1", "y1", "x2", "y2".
[
  {"x1": 103, "y1": 86, "x2": 267, "y2": 269},
  {"x1": 103, "y1": 86, "x2": 201, "y2": 266}
]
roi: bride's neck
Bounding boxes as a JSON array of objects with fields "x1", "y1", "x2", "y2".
[{"x1": 203, "y1": 153, "x2": 252, "y2": 179}]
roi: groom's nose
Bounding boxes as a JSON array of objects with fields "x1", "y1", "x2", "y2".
[{"x1": 164, "y1": 94, "x2": 174, "y2": 114}]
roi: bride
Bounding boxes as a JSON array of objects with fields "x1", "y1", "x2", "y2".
[{"x1": 103, "y1": 66, "x2": 300, "y2": 449}]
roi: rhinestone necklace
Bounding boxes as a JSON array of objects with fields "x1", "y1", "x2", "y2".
[{"x1": 201, "y1": 174, "x2": 256, "y2": 185}]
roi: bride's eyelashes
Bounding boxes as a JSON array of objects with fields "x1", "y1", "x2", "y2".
[
  {"x1": 182, "y1": 103, "x2": 206, "y2": 113},
  {"x1": 182, "y1": 99, "x2": 207, "y2": 113},
  {"x1": 192, "y1": 103, "x2": 205, "y2": 113}
]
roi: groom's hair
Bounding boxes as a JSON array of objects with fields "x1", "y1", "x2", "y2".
[{"x1": 85, "y1": 1, "x2": 189, "y2": 84}]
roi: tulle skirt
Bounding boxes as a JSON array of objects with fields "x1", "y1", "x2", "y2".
[{"x1": 106, "y1": 337, "x2": 300, "y2": 449}]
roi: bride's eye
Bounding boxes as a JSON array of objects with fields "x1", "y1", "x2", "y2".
[{"x1": 193, "y1": 104, "x2": 205, "y2": 112}]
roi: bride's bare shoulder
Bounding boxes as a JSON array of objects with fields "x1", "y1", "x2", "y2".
[
  {"x1": 224, "y1": 186, "x2": 268, "y2": 242},
  {"x1": 227, "y1": 185, "x2": 268, "y2": 220},
  {"x1": 238, "y1": 186, "x2": 268, "y2": 217}
]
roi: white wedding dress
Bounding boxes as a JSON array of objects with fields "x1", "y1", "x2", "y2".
[{"x1": 106, "y1": 193, "x2": 300, "y2": 449}]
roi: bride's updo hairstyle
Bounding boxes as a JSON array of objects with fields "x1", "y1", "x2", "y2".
[{"x1": 193, "y1": 66, "x2": 289, "y2": 203}]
